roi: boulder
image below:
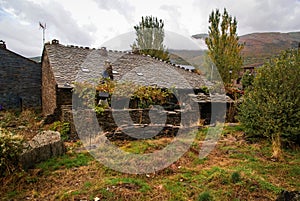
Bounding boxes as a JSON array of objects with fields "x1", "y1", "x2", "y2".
[{"x1": 19, "y1": 131, "x2": 65, "y2": 170}]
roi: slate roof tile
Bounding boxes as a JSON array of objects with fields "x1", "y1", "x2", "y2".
[{"x1": 45, "y1": 43, "x2": 205, "y2": 89}]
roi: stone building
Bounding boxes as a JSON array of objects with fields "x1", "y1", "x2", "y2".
[
  {"x1": 41, "y1": 39, "x2": 235, "y2": 139},
  {"x1": 0, "y1": 40, "x2": 41, "y2": 110},
  {"x1": 41, "y1": 39, "x2": 210, "y2": 118}
]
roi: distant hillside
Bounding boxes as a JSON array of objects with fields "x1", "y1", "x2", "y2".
[
  {"x1": 169, "y1": 49, "x2": 205, "y2": 67},
  {"x1": 191, "y1": 34, "x2": 208, "y2": 40},
  {"x1": 191, "y1": 31, "x2": 300, "y2": 68},
  {"x1": 240, "y1": 32, "x2": 300, "y2": 66}
]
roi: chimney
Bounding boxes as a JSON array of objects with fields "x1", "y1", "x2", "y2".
[
  {"x1": 104, "y1": 60, "x2": 113, "y2": 80},
  {"x1": 52, "y1": 39, "x2": 59, "y2": 45},
  {"x1": 100, "y1": 47, "x2": 108, "y2": 56},
  {"x1": 0, "y1": 40, "x2": 6, "y2": 49}
]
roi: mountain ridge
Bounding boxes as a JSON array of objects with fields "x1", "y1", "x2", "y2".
[{"x1": 191, "y1": 31, "x2": 300, "y2": 67}]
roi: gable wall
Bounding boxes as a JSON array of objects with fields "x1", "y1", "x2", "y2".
[
  {"x1": 41, "y1": 50, "x2": 57, "y2": 116},
  {"x1": 0, "y1": 48, "x2": 41, "y2": 109}
]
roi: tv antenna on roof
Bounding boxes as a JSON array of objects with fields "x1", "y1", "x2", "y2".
[{"x1": 39, "y1": 22, "x2": 46, "y2": 44}]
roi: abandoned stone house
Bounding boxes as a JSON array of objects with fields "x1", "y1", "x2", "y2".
[
  {"x1": 41, "y1": 39, "x2": 230, "y2": 138},
  {"x1": 41, "y1": 39, "x2": 218, "y2": 119},
  {"x1": 0, "y1": 40, "x2": 41, "y2": 109}
]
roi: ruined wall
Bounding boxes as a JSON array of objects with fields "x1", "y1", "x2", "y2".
[
  {"x1": 0, "y1": 45, "x2": 41, "y2": 109},
  {"x1": 60, "y1": 106, "x2": 199, "y2": 141}
]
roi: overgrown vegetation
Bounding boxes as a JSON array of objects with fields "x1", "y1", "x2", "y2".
[
  {"x1": 0, "y1": 127, "x2": 24, "y2": 176},
  {"x1": 0, "y1": 125, "x2": 299, "y2": 200},
  {"x1": 241, "y1": 70, "x2": 254, "y2": 90},
  {"x1": 0, "y1": 110, "x2": 42, "y2": 140},
  {"x1": 49, "y1": 121, "x2": 71, "y2": 141},
  {"x1": 73, "y1": 79, "x2": 174, "y2": 114},
  {"x1": 238, "y1": 49, "x2": 300, "y2": 159}
]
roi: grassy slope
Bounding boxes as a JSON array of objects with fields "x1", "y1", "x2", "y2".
[{"x1": 1, "y1": 126, "x2": 299, "y2": 201}]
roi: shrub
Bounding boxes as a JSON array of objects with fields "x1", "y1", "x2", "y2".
[
  {"x1": 238, "y1": 49, "x2": 300, "y2": 158},
  {"x1": 241, "y1": 70, "x2": 254, "y2": 89},
  {"x1": 231, "y1": 171, "x2": 241, "y2": 183},
  {"x1": 0, "y1": 128, "x2": 24, "y2": 176}
]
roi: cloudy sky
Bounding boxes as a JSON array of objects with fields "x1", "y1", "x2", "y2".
[{"x1": 1, "y1": 0, "x2": 300, "y2": 57}]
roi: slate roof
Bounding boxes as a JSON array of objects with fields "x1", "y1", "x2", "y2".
[{"x1": 44, "y1": 41, "x2": 206, "y2": 89}]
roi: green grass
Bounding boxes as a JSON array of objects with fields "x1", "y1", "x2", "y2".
[
  {"x1": 105, "y1": 177, "x2": 151, "y2": 193},
  {"x1": 36, "y1": 152, "x2": 94, "y2": 172},
  {"x1": 198, "y1": 191, "x2": 214, "y2": 201},
  {"x1": 6, "y1": 190, "x2": 18, "y2": 198},
  {"x1": 1, "y1": 125, "x2": 299, "y2": 200},
  {"x1": 163, "y1": 180, "x2": 189, "y2": 200}
]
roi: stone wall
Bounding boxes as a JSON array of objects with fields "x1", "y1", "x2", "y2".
[
  {"x1": 57, "y1": 93, "x2": 234, "y2": 141},
  {"x1": 0, "y1": 45, "x2": 41, "y2": 110},
  {"x1": 61, "y1": 106, "x2": 200, "y2": 141},
  {"x1": 41, "y1": 50, "x2": 57, "y2": 116}
]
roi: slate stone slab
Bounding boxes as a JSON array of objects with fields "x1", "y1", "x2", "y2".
[{"x1": 19, "y1": 131, "x2": 65, "y2": 170}]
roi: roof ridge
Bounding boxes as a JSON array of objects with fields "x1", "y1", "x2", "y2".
[
  {"x1": 45, "y1": 39, "x2": 200, "y2": 76},
  {"x1": 143, "y1": 52, "x2": 197, "y2": 74}
]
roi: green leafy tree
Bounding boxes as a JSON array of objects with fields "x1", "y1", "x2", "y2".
[
  {"x1": 238, "y1": 49, "x2": 300, "y2": 159},
  {"x1": 205, "y1": 8, "x2": 244, "y2": 84},
  {"x1": 132, "y1": 16, "x2": 170, "y2": 61}
]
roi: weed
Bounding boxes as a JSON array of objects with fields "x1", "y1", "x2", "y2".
[
  {"x1": 84, "y1": 181, "x2": 92, "y2": 189},
  {"x1": 257, "y1": 179, "x2": 282, "y2": 194},
  {"x1": 105, "y1": 177, "x2": 151, "y2": 193},
  {"x1": 49, "y1": 121, "x2": 70, "y2": 141},
  {"x1": 229, "y1": 152, "x2": 257, "y2": 162},
  {"x1": 231, "y1": 172, "x2": 241, "y2": 183},
  {"x1": 0, "y1": 128, "x2": 24, "y2": 176},
  {"x1": 290, "y1": 166, "x2": 300, "y2": 177},
  {"x1": 163, "y1": 180, "x2": 188, "y2": 199},
  {"x1": 121, "y1": 140, "x2": 150, "y2": 154},
  {"x1": 95, "y1": 188, "x2": 115, "y2": 200},
  {"x1": 6, "y1": 190, "x2": 18, "y2": 198},
  {"x1": 198, "y1": 191, "x2": 213, "y2": 201},
  {"x1": 25, "y1": 176, "x2": 38, "y2": 184}
]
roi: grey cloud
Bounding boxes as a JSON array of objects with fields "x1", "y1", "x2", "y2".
[
  {"x1": 0, "y1": 0, "x2": 94, "y2": 46},
  {"x1": 0, "y1": 18, "x2": 41, "y2": 57},
  {"x1": 247, "y1": 0, "x2": 300, "y2": 32},
  {"x1": 159, "y1": 5, "x2": 191, "y2": 34},
  {"x1": 94, "y1": 0, "x2": 135, "y2": 22},
  {"x1": 192, "y1": 0, "x2": 300, "y2": 35}
]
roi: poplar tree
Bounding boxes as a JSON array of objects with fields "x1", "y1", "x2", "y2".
[
  {"x1": 205, "y1": 8, "x2": 244, "y2": 84},
  {"x1": 132, "y1": 16, "x2": 169, "y2": 61}
]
